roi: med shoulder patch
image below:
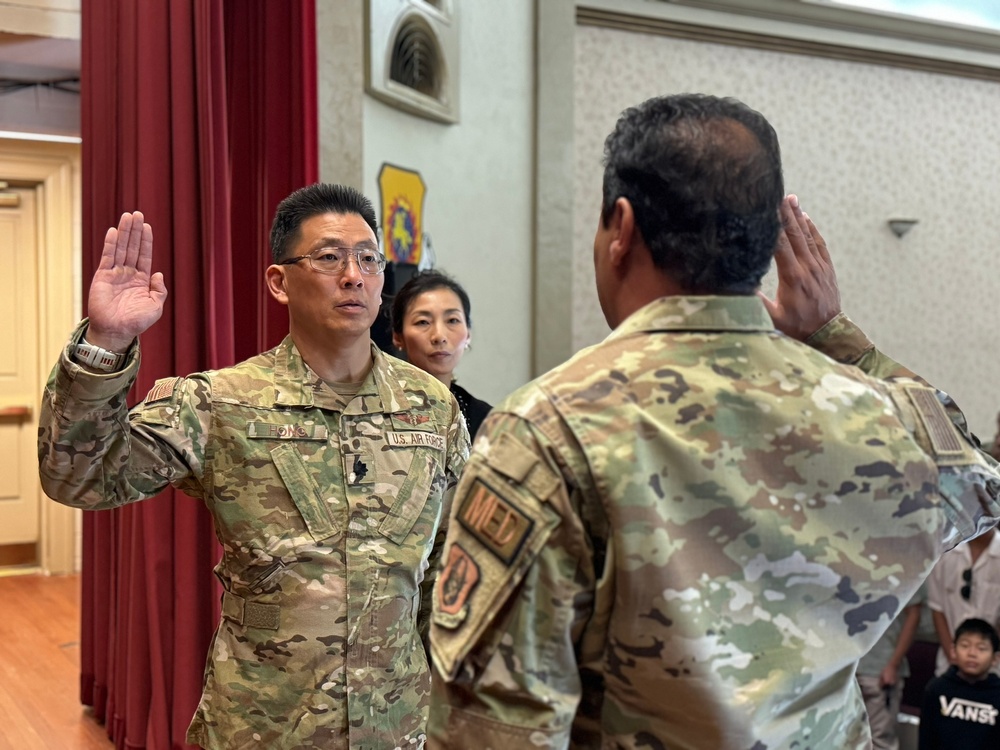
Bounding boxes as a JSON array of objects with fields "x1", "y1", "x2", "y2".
[
  {"x1": 456, "y1": 478, "x2": 534, "y2": 565},
  {"x1": 431, "y1": 463, "x2": 560, "y2": 679}
]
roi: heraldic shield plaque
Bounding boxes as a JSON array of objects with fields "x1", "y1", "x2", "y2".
[
  {"x1": 378, "y1": 163, "x2": 426, "y2": 266},
  {"x1": 372, "y1": 163, "x2": 427, "y2": 352}
]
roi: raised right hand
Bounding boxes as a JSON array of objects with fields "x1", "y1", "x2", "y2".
[
  {"x1": 758, "y1": 195, "x2": 842, "y2": 341},
  {"x1": 86, "y1": 211, "x2": 168, "y2": 351}
]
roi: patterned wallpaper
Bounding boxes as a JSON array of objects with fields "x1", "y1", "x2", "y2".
[{"x1": 572, "y1": 24, "x2": 1000, "y2": 440}]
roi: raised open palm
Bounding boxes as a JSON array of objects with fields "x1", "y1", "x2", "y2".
[
  {"x1": 87, "y1": 211, "x2": 168, "y2": 351},
  {"x1": 758, "y1": 195, "x2": 842, "y2": 341}
]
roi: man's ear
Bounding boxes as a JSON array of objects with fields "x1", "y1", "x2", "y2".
[
  {"x1": 265, "y1": 265, "x2": 289, "y2": 305},
  {"x1": 608, "y1": 197, "x2": 637, "y2": 268}
]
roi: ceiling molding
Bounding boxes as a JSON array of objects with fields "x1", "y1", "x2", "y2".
[{"x1": 577, "y1": 6, "x2": 1000, "y2": 82}]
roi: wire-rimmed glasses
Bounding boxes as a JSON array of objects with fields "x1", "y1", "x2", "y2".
[{"x1": 278, "y1": 246, "x2": 387, "y2": 275}]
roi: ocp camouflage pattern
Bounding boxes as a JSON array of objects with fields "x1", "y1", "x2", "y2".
[
  {"x1": 39, "y1": 321, "x2": 470, "y2": 749},
  {"x1": 428, "y1": 296, "x2": 1000, "y2": 750}
]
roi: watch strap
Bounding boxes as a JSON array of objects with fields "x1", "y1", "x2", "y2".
[{"x1": 74, "y1": 336, "x2": 127, "y2": 372}]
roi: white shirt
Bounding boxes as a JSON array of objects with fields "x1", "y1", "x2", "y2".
[{"x1": 927, "y1": 531, "x2": 1000, "y2": 675}]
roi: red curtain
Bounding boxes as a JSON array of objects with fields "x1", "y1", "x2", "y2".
[{"x1": 80, "y1": 3, "x2": 317, "y2": 748}]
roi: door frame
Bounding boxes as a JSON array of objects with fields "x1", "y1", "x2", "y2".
[{"x1": 0, "y1": 138, "x2": 81, "y2": 575}]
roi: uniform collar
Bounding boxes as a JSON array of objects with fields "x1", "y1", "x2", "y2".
[
  {"x1": 270, "y1": 336, "x2": 410, "y2": 414},
  {"x1": 607, "y1": 295, "x2": 775, "y2": 341},
  {"x1": 955, "y1": 532, "x2": 1000, "y2": 565}
]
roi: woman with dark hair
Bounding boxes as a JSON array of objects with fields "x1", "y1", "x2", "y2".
[{"x1": 391, "y1": 270, "x2": 492, "y2": 438}]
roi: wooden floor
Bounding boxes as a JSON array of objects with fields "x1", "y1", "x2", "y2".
[{"x1": 0, "y1": 572, "x2": 114, "y2": 750}]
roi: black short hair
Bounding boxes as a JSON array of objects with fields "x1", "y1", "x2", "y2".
[
  {"x1": 601, "y1": 94, "x2": 784, "y2": 294},
  {"x1": 390, "y1": 270, "x2": 473, "y2": 335},
  {"x1": 269, "y1": 183, "x2": 378, "y2": 263},
  {"x1": 955, "y1": 618, "x2": 1000, "y2": 652}
]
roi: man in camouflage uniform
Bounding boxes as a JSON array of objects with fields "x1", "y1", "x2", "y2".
[
  {"x1": 38, "y1": 184, "x2": 469, "y2": 749},
  {"x1": 426, "y1": 95, "x2": 1000, "y2": 749}
]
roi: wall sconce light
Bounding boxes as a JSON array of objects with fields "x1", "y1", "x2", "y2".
[{"x1": 887, "y1": 219, "x2": 918, "y2": 238}]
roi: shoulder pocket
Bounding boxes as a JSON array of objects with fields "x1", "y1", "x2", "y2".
[
  {"x1": 132, "y1": 376, "x2": 187, "y2": 428},
  {"x1": 430, "y1": 466, "x2": 560, "y2": 681}
]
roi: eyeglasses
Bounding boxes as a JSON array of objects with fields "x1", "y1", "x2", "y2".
[
  {"x1": 962, "y1": 568, "x2": 973, "y2": 601},
  {"x1": 278, "y1": 246, "x2": 386, "y2": 276}
]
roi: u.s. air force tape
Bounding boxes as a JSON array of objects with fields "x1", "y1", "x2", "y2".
[{"x1": 387, "y1": 431, "x2": 445, "y2": 450}]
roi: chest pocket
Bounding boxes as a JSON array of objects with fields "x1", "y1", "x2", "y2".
[
  {"x1": 271, "y1": 443, "x2": 341, "y2": 542},
  {"x1": 376, "y1": 444, "x2": 438, "y2": 545}
]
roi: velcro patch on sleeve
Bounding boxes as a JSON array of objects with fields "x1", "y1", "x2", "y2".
[
  {"x1": 487, "y1": 433, "x2": 537, "y2": 480},
  {"x1": 487, "y1": 433, "x2": 559, "y2": 501},
  {"x1": 456, "y1": 478, "x2": 533, "y2": 565},
  {"x1": 436, "y1": 543, "x2": 481, "y2": 626},
  {"x1": 431, "y1": 465, "x2": 559, "y2": 680},
  {"x1": 904, "y1": 385, "x2": 966, "y2": 458},
  {"x1": 144, "y1": 377, "x2": 180, "y2": 405},
  {"x1": 524, "y1": 463, "x2": 560, "y2": 501}
]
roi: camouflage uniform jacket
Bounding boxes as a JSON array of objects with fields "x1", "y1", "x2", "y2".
[
  {"x1": 38, "y1": 321, "x2": 469, "y2": 750},
  {"x1": 427, "y1": 295, "x2": 1000, "y2": 750}
]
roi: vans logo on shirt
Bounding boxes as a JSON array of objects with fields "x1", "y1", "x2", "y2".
[{"x1": 940, "y1": 696, "x2": 999, "y2": 725}]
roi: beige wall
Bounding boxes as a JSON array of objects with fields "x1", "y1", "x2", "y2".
[
  {"x1": 568, "y1": 24, "x2": 1000, "y2": 439},
  {"x1": 359, "y1": 1, "x2": 536, "y2": 405},
  {"x1": 0, "y1": 2, "x2": 80, "y2": 137},
  {"x1": 0, "y1": 0, "x2": 79, "y2": 38},
  {"x1": 321, "y1": 1, "x2": 1000, "y2": 436}
]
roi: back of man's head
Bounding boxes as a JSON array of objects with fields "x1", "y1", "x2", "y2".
[
  {"x1": 270, "y1": 183, "x2": 378, "y2": 263},
  {"x1": 601, "y1": 94, "x2": 783, "y2": 294}
]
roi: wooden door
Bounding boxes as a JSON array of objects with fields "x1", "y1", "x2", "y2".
[{"x1": 0, "y1": 185, "x2": 41, "y2": 565}]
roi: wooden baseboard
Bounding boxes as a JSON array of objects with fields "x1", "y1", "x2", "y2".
[{"x1": 0, "y1": 542, "x2": 38, "y2": 569}]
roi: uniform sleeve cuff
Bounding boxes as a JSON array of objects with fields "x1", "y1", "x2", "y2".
[
  {"x1": 804, "y1": 312, "x2": 875, "y2": 366},
  {"x1": 52, "y1": 320, "x2": 140, "y2": 413}
]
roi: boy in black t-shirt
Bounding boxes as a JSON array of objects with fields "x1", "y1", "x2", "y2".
[{"x1": 919, "y1": 618, "x2": 1000, "y2": 749}]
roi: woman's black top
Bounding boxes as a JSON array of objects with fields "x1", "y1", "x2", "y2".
[{"x1": 450, "y1": 381, "x2": 492, "y2": 440}]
